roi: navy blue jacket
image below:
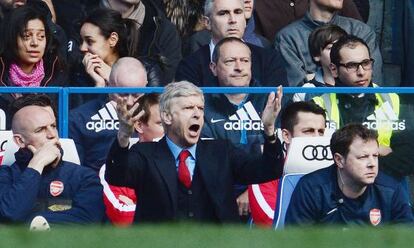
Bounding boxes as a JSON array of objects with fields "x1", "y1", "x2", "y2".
[
  {"x1": 0, "y1": 149, "x2": 104, "y2": 224},
  {"x1": 202, "y1": 93, "x2": 268, "y2": 154},
  {"x1": 286, "y1": 165, "x2": 414, "y2": 226},
  {"x1": 69, "y1": 98, "x2": 118, "y2": 172}
]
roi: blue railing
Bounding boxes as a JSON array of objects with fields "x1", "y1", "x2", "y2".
[{"x1": 1, "y1": 86, "x2": 414, "y2": 138}]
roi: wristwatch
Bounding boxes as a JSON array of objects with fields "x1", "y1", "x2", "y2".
[{"x1": 264, "y1": 130, "x2": 278, "y2": 143}]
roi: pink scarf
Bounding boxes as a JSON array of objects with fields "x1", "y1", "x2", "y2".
[{"x1": 8, "y1": 60, "x2": 45, "y2": 87}]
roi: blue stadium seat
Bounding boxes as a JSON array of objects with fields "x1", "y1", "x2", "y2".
[{"x1": 273, "y1": 173, "x2": 305, "y2": 229}]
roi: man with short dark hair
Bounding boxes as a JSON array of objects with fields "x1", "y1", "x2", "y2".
[
  {"x1": 286, "y1": 123, "x2": 414, "y2": 226},
  {"x1": 313, "y1": 35, "x2": 398, "y2": 151},
  {"x1": 313, "y1": 34, "x2": 414, "y2": 181},
  {"x1": 248, "y1": 101, "x2": 327, "y2": 227},
  {"x1": 0, "y1": 94, "x2": 104, "y2": 224}
]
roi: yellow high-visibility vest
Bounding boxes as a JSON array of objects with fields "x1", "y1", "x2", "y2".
[{"x1": 313, "y1": 85, "x2": 400, "y2": 146}]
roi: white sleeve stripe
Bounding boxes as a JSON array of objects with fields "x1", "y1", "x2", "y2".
[
  {"x1": 99, "y1": 165, "x2": 136, "y2": 212},
  {"x1": 251, "y1": 184, "x2": 274, "y2": 219}
]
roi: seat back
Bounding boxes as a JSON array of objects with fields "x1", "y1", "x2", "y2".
[
  {"x1": 273, "y1": 136, "x2": 335, "y2": 229},
  {"x1": 0, "y1": 130, "x2": 18, "y2": 166},
  {"x1": 273, "y1": 173, "x2": 305, "y2": 229},
  {"x1": 283, "y1": 136, "x2": 333, "y2": 175},
  {"x1": 0, "y1": 108, "x2": 6, "y2": 130},
  {"x1": 0, "y1": 130, "x2": 80, "y2": 166}
]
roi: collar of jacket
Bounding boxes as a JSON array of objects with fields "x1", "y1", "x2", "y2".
[
  {"x1": 15, "y1": 147, "x2": 64, "y2": 173},
  {"x1": 303, "y1": 11, "x2": 339, "y2": 30}
]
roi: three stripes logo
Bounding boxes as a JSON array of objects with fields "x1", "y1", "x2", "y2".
[
  {"x1": 363, "y1": 101, "x2": 406, "y2": 131},
  {"x1": 224, "y1": 101, "x2": 263, "y2": 131},
  {"x1": 86, "y1": 102, "x2": 120, "y2": 133}
]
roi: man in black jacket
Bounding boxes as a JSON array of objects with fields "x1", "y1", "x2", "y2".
[{"x1": 105, "y1": 81, "x2": 284, "y2": 223}]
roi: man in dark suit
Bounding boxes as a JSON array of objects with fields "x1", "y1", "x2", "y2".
[
  {"x1": 175, "y1": 0, "x2": 287, "y2": 87},
  {"x1": 105, "y1": 81, "x2": 284, "y2": 223}
]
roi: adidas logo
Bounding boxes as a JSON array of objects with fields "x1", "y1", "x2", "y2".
[
  {"x1": 86, "y1": 102, "x2": 120, "y2": 133},
  {"x1": 0, "y1": 109, "x2": 6, "y2": 130},
  {"x1": 224, "y1": 101, "x2": 263, "y2": 131},
  {"x1": 363, "y1": 101, "x2": 406, "y2": 131}
]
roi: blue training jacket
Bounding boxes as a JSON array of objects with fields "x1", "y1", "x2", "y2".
[
  {"x1": 0, "y1": 148, "x2": 105, "y2": 224},
  {"x1": 286, "y1": 165, "x2": 414, "y2": 226}
]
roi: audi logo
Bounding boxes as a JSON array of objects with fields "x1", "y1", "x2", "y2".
[{"x1": 302, "y1": 145, "x2": 333, "y2": 161}]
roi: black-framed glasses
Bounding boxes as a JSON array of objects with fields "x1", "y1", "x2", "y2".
[{"x1": 338, "y1": 58, "x2": 374, "y2": 72}]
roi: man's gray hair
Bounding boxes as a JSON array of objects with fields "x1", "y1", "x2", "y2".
[
  {"x1": 204, "y1": 0, "x2": 244, "y2": 17},
  {"x1": 160, "y1": 81, "x2": 204, "y2": 114},
  {"x1": 203, "y1": 0, "x2": 214, "y2": 17}
]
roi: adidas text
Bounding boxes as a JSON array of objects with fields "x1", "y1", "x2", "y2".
[
  {"x1": 224, "y1": 120, "x2": 263, "y2": 131},
  {"x1": 86, "y1": 120, "x2": 119, "y2": 133},
  {"x1": 363, "y1": 120, "x2": 406, "y2": 131}
]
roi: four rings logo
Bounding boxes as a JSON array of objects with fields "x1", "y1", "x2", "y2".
[{"x1": 302, "y1": 145, "x2": 333, "y2": 161}]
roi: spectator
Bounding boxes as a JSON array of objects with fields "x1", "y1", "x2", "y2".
[
  {"x1": 100, "y1": 93, "x2": 163, "y2": 226},
  {"x1": 293, "y1": 24, "x2": 348, "y2": 102},
  {"x1": 202, "y1": 37, "x2": 269, "y2": 220},
  {"x1": 248, "y1": 101, "x2": 326, "y2": 227},
  {"x1": 100, "y1": 0, "x2": 182, "y2": 85},
  {"x1": 175, "y1": 0, "x2": 287, "y2": 87},
  {"x1": 0, "y1": 5, "x2": 68, "y2": 129},
  {"x1": 186, "y1": 0, "x2": 270, "y2": 55},
  {"x1": 0, "y1": 94, "x2": 104, "y2": 224},
  {"x1": 254, "y1": 0, "x2": 362, "y2": 42},
  {"x1": 69, "y1": 57, "x2": 148, "y2": 172},
  {"x1": 313, "y1": 35, "x2": 397, "y2": 145},
  {"x1": 286, "y1": 123, "x2": 414, "y2": 226},
  {"x1": 78, "y1": 8, "x2": 162, "y2": 88},
  {"x1": 274, "y1": 0, "x2": 382, "y2": 86},
  {"x1": 0, "y1": 1, "x2": 68, "y2": 71},
  {"x1": 313, "y1": 35, "x2": 414, "y2": 180},
  {"x1": 105, "y1": 81, "x2": 284, "y2": 223}
]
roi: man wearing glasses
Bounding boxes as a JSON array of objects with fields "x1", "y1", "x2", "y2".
[{"x1": 312, "y1": 35, "x2": 414, "y2": 181}]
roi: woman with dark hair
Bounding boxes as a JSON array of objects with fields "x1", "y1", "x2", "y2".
[
  {"x1": 0, "y1": 5, "x2": 67, "y2": 88},
  {"x1": 0, "y1": 5, "x2": 68, "y2": 129},
  {"x1": 79, "y1": 7, "x2": 162, "y2": 87}
]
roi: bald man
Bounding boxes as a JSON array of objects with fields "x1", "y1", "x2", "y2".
[
  {"x1": 69, "y1": 57, "x2": 148, "y2": 171},
  {"x1": 0, "y1": 94, "x2": 104, "y2": 225}
]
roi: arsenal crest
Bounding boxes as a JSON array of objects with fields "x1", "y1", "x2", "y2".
[
  {"x1": 50, "y1": 181, "x2": 64, "y2": 197},
  {"x1": 369, "y1": 208, "x2": 381, "y2": 226}
]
